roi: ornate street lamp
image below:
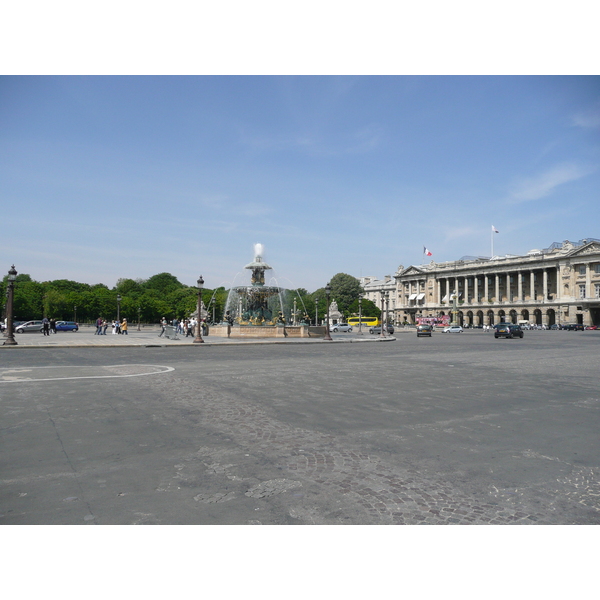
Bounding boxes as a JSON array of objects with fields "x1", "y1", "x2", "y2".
[
  {"x1": 3, "y1": 265, "x2": 17, "y2": 346},
  {"x1": 323, "y1": 283, "x2": 333, "y2": 341},
  {"x1": 385, "y1": 291, "x2": 390, "y2": 334},
  {"x1": 74, "y1": 305, "x2": 77, "y2": 323},
  {"x1": 315, "y1": 298, "x2": 319, "y2": 326},
  {"x1": 211, "y1": 297, "x2": 216, "y2": 324},
  {"x1": 117, "y1": 294, "x2": 122, "y2": 322},
  {"x1": 358, "y1": 293, "x2": 363, "y2": 334},
  {"x1": 379, "y1": 289, "x2": 386, "y2": 337},
  {"x1": 137, "y1": 306, "x2": 141, "y2": 331},
  {"x1": 194, "y1": 275, "x2": 205, "y2": 343}
]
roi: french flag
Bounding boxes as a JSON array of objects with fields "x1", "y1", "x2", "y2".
[
  {"x1": 423, "y1": 246, "x2": 432, "y2": 256},
  {"x1": 492, "y1": 225, "x2": 499, "y2": 233}
]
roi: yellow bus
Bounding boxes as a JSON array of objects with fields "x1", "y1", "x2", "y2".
[{"x1": 347, "y1": 316, "x2": 380, "y2": 328}]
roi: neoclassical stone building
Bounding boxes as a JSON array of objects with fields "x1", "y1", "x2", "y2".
[{"x1": 390, "y1": 239, "x2": 600, "y2": 327}]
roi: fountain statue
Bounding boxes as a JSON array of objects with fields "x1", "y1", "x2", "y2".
[
  {"x1": 211, "y1": 244, "x2": 323, "y2": 339},
  {"x1": 224, "y1": 243, "x2": 284, "y2": 326}
]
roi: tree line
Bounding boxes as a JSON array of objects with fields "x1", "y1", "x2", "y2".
[{"x1": 1, "y1": 271, "x2": 380, "y2": 325}]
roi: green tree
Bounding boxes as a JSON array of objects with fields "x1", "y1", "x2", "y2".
[
  {"x1": 328, "y1": 273, "x2": 362, "y2": 314},
  {"x1": 143, "y1": 273, "x2": 184, "y2": 295}
]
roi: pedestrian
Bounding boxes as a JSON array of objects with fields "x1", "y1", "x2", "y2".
[
  {"x1": 102, "y1": 319, "x2": 109, "y2": 335},
  {"x1": 50, "y1": 317, "x2": 57, "y2": 334},
  {"x1": 42, "y1": 316, "x2": 50, "y2": 336},
  {"x1": 96, "y1": 317, "x2": 103, "y2": 335},
  {"x1": 121, "y1": 318, "x2": 128, "y2": 335},
  {"x1": 186, "y1": 320, "x2": 193, "y2": 337},
  {"x1": 112, "y1": 320, "x2": 117, "y2": 335},
  {"x1": 158, "y1": 317, "x2": 167, "y2": 337}
]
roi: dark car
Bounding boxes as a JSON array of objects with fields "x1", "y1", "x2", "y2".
[
  {"x1": 494, "y1": 323, "x2": 524, "y2": 339},
  {"x1": 369, "y1": 325, "x2": 394, "y2": 334},
  {"x1": 563, "y1": 323, "x2": 585, "y2": 331},
  {"x1": 417, "y1": 324, "x2": 432, "y2": 337},
  {"x1": 55, "y1": 321, "x2": 79, "y2": 332}
]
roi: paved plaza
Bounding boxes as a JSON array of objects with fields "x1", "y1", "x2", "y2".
[{"x1": 1, "y1": 329, "x2": 599, "y2": 524}]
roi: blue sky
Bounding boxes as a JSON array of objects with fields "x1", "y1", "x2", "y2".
[{"x1": 1, "y1": 75, "x2": 599, "y2": 291}]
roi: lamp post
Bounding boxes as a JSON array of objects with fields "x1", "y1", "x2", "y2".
[
  {"x1": 194, "y1": 275, "x2": 205, "y2": 343},
  {"x1": 379, "y1": 289, "x2": 386, "y2": 337},
  {"x1": 293, "y1": 297, "x2": 297, "y2": 326},
  {"x1": 323, "y1": 283, "x2": 333, "y2": 341},
  {"x1": 358, "y1": 293, "x2": 363, "y2": 334},
  {"x1": 211, "y1": 297, "x2": 216, "y2": 324},
  {"x1": 74, "y1": 305, "x2": 77, "y2": 323},
  {"x1": 117, "y1": 294, "x2": 122, "y2": 322},
  {"x1": 137, "y1": 306, "x2": 141, "y2": 331},
  {"x1": 385, "y1": 291, "x2": 390, "y2": 334},
  {"x1": 315, "y1": 298, "x2": 319, "y2": 326},
  {"x1": 3, "y1": 265, "x2": 17, "y2": 346}
]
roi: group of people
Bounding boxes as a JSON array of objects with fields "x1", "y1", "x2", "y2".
[
  {"x1": 95, "y1": 317, "x2": 128, "y2": 335},
  {"x1": 41, "y1": 317, "x2": 57, "y2": 335},
  {"x1": 158, "y1": 317, "x2": 206, "y2": 338}
]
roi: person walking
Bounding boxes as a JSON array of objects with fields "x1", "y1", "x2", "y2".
[
  {"x1": 102, "y1": 319, "x2": 109, "y2": 334},
  {"x1": 50, "y1": 318, "x2": 57, "y2": 334},
  {"x1": 111, "y1": 320, "x2": 117, "y2": 335},
  {"x1": 158, "y1": 317, "x2": 167, "y2": 337},
  {"x1": 121, "y1": 318, "x2": 128, "y2": 335},
  {"x1": 96, "y1": 317, "x2": 103, "y2": 335},
  {"x1": 42, "y1": 317, "x2": 50, "y2": 336}
]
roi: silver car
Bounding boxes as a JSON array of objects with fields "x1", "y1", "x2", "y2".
[
  {"x1": 331, "y1": 323, "x2": 352, "y2": 332},
  {"x1": 15, "y1": 320, "x2": 44, "y2": 333}
]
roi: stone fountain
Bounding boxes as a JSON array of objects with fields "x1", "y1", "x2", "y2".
[{"x1": 211, "y1": 244, "x2": 321, "y2": 339}]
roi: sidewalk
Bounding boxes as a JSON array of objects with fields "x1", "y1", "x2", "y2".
[{"x1": 1, "y1": 326, "x2": 396, "y2": 348}]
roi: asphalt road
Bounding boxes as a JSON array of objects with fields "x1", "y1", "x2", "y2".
[{"x1": 1, "y1": 330, "x2": 599, "y2": 524}]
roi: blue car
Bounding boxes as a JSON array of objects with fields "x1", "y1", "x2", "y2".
[{"x1": 55, "y1": 321, "x2": 79, "y2": 332}]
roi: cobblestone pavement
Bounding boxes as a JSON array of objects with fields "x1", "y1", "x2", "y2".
[{"x1": 1, "y1": 331, "x2": 599, "y2": 525}]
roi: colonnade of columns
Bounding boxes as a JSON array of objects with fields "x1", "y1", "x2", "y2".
[{"x1": 433, "y1": 267, "x2": 560, "y2": 305}]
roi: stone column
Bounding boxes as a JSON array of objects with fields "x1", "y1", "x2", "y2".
[
  {"x1": 495, "y1": 274, "x2": 500, "y2": 303},
  {"x1": 555, "y1": 266, "x2": 560, "y2": 301},
  {"x1": 586, "y1": 263, "x2": 592, "y2": 298},
  {"x1": 484, "y1": 275, "x2": 489, "y2": 302},
  {"x1": 530, "y1": 270, "x2": 535, "y2": 301},
  {"x1": 465, "y1": 277, "x2": 470, "y2": 304},
  {"x1": 437, "y1": 279, "x2": 441, "y2": 304},
  {"x1": 517, "y1": 271, "x2": 523, "y2": 302},
  {"x1": 543, "y1": 269, "x2": 548, "y2": 303}
]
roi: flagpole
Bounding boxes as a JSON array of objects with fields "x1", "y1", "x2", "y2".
[{"x1": 491, "y1": 227, "x2": 493, "y2": 258}]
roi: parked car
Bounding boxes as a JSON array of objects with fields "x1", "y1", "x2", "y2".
[
  {"x1": 331, "y1": 323, "x2": 352, "y2": 332},
  {"x1": 585, "y1": 325, "x2": 598, "y2": 330},
  {"x1": 55, "y1": 321, "x2": 79, "y2": 332},
  {"x1": 443, "y1": 326, "x2": 463, "y2": 333},
  {"x1": 416, "y1": 324, "x2": 433, "y2": 337},
  {"x1": 14, "y1": 320, "x2": 44, "y2": 333},
  {"x1": 369, "y1": 325, "x2": 395, "y2": 334},
  {"x1": 494, "y1": 323, "x2": 524, "y2": 339},
  {"x1": 563, "y1": 323, "x2": 585, "y2": 331},
  {"x1": 550, "y1": 324, "x2": 560, "y2": 330}
]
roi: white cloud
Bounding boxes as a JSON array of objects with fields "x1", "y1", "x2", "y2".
[
  {"x1": 508, "y1": 163, "x2": 595, "y2": 203},
  {"x1": 571, "y1": 102, "x2": 600, "y2": 129}
]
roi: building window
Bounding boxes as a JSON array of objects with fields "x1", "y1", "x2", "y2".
[
  {"x1": 579, "y1": 265, "x2": 586, "y2": 276},
  {"x1": 579, "y1": 284, "x2": 586, "y2": 299},
  {"x1": 595, "y1": 264, "x2": 600, "y2": 274},
  {"x1": 595, "y1": 284, "x2": 600, "y2": 298}
]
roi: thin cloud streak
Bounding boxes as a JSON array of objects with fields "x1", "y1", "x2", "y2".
[{"x1": 507, "y1": 163, "x2": 595, "y2": 204}]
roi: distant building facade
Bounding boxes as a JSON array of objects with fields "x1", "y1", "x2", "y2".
[{"x1": 363, "y1": 239, "x2": 600, "y2": 327}]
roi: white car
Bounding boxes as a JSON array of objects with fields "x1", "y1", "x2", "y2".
[
  {"x1": 443, "y1": 325, "x2": 463, "y2": 333},
  {"x1": 331, "y1": 323, "x2": 352, "y2": 332}
]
